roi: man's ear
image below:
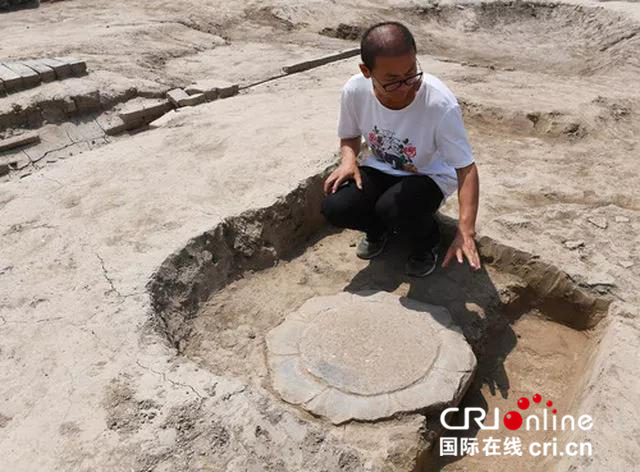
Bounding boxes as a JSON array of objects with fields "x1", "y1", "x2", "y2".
[{"x1": 359, "y1": 63, "x2": 371, "y2": 78}]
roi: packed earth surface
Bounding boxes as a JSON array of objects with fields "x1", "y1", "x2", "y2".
[{"x1": 1, "y1": 0, "x2": 639, "y2": 471}]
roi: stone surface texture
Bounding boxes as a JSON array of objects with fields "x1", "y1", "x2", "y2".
[{"x1": 266, "y1": 291, "x2": 476, "y2": 424}]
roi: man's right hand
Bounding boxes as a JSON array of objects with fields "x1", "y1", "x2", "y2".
[{"x1": 323, "y1": 163, "x2": 362, "y2": 195}]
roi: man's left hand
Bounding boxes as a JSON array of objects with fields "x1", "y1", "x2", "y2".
[{"x1": 442, "y1": 230, "x2": 481, "y2": 270}]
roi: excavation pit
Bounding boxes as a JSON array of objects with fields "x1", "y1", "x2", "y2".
[
  {"x1": 149, "y1": 175, "x2": 610, "y2": 470},
  {"x1": 405, "y1": 1, "x2": 640, "y2": 77}
]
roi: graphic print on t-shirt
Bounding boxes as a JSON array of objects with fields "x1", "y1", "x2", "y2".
[{"x1": 367, "y1": 126, "x2": 418, "y2": 173}]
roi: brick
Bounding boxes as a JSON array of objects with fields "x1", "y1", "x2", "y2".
[
  {"x1": 167, "y1": 88, "x2": 205, "y2": 107},
  {"x1": 0, "y1": 64, "x2": 22, "y2": 92},
  {"x1": 167, "y1": 88, "x2": 190, "y2": 107},
  {"x1": 96, "y1": 114, "x2": 127, "y2": 135},
  {"x1": 22, "y1": 59, "x2": 56, "y2": 82},
  {"x1": 282, "y1": 48, "x2": 360, "y2": 74},
  {"x1": 218, "y1": 83, "x2": 239, "y2": 99},
  {"x1": 73, "y1": 92, "x2": 101, "y2": 112},
  {"x1": 54, "y1": 57, "x2": 87, "y2": 76},
  {"x1": 118, "y1": 108, "x2": 146, "y2": 125},
  {"x1": 0, "y1": 131, "x2": 40, "y2": 153},
  {"x1": 118, "y1": 100, "x2": 172, "y2": 124},
  {"x1": 180, "y1": 92, "x2": 205, "y2": 106},
  {"x1": 3, "y1": 62, "x2": 41, "y2": 88},
  {"x1": 38, "y1": 58, "x2": 73, "y2": 79},
  {"x1": 185, "y1": 80, "x2": 239, "y2": 101},
  {"x1": 148, "y1": 109, "x2": 180, "y2": 128}
]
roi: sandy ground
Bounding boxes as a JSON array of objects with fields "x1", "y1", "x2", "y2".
[
  {"x1": 188, "y1": 227, "x2": 596, "y2": 471},
  {"x1": 1, "y1": 0, "x2": 640, "y2": 470}
]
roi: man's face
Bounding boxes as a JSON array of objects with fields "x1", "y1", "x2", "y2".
[{"x1": 359, "y1": 52, "x2": 420, "y2": 103}]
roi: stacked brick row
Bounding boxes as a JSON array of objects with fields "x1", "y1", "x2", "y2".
[{"x1": 0, "y1": 57, "x2": 87, "y2": 96}]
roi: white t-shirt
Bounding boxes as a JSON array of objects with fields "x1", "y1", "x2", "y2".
[{"x1": 337, "y1": 72, "x2": 474, "y2": 198}]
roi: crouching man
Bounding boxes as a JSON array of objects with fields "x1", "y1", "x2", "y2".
[{"x1": 321, "y1": 21, "x2": 481, "y2": 277}]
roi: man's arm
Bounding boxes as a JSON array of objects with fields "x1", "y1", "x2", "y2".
[
  {"x1": 434, "y1": 105, "x2": 480, "y2": 270},
  {"x1": 324, "y1": 81, "x2": 363, "y2": 194},
  {"x1": 457, "y1": 163, "x2": 479, "y2": 239},
  {"x1": 340, "y1": 137, "x2": 361, "y2": 168},
  {"x1": 442, "y1": 162, "x2": 481, "y2": 269},
  {"x1": 323, "y1": 137, "x2": 363, "y2": 194}
]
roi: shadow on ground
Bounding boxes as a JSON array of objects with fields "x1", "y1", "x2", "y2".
[{"x1": 341, "y1": 216, "x2": 532, "y2": 469}]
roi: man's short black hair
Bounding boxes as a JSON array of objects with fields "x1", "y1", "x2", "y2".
[{"x1": 360, "y1": 22, "x2": 417, "y2": 70}]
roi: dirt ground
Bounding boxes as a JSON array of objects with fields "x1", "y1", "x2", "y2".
[
  {"x1": 186, "y1": 227, "x2": 597, "y2": 471},
  {"x1": 1, "y1": 0, "x2": 639, "y2": 471}
]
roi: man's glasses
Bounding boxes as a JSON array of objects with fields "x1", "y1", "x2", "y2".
[{"x1": 372, "y1": 61, "x2": 424, "y2": 93}]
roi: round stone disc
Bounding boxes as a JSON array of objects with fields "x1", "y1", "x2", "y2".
[
  {"x1": 265, "y1": 291, "x2": 477, "y2": 425},
  {"x1": 299, "y1": 305, "x2": 438, "y2": 395}
]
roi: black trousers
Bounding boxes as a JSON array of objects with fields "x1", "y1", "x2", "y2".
[{"x1": 321, "y1": 165, "x2": 445, "y2": 254}]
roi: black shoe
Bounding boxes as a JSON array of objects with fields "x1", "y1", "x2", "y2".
[
  {"x1": 356, "y1": 232, "x2": 388, "y2": 259},
  {"x1": 406, "y1": 246, "x2": 439, "y2": 277}
]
